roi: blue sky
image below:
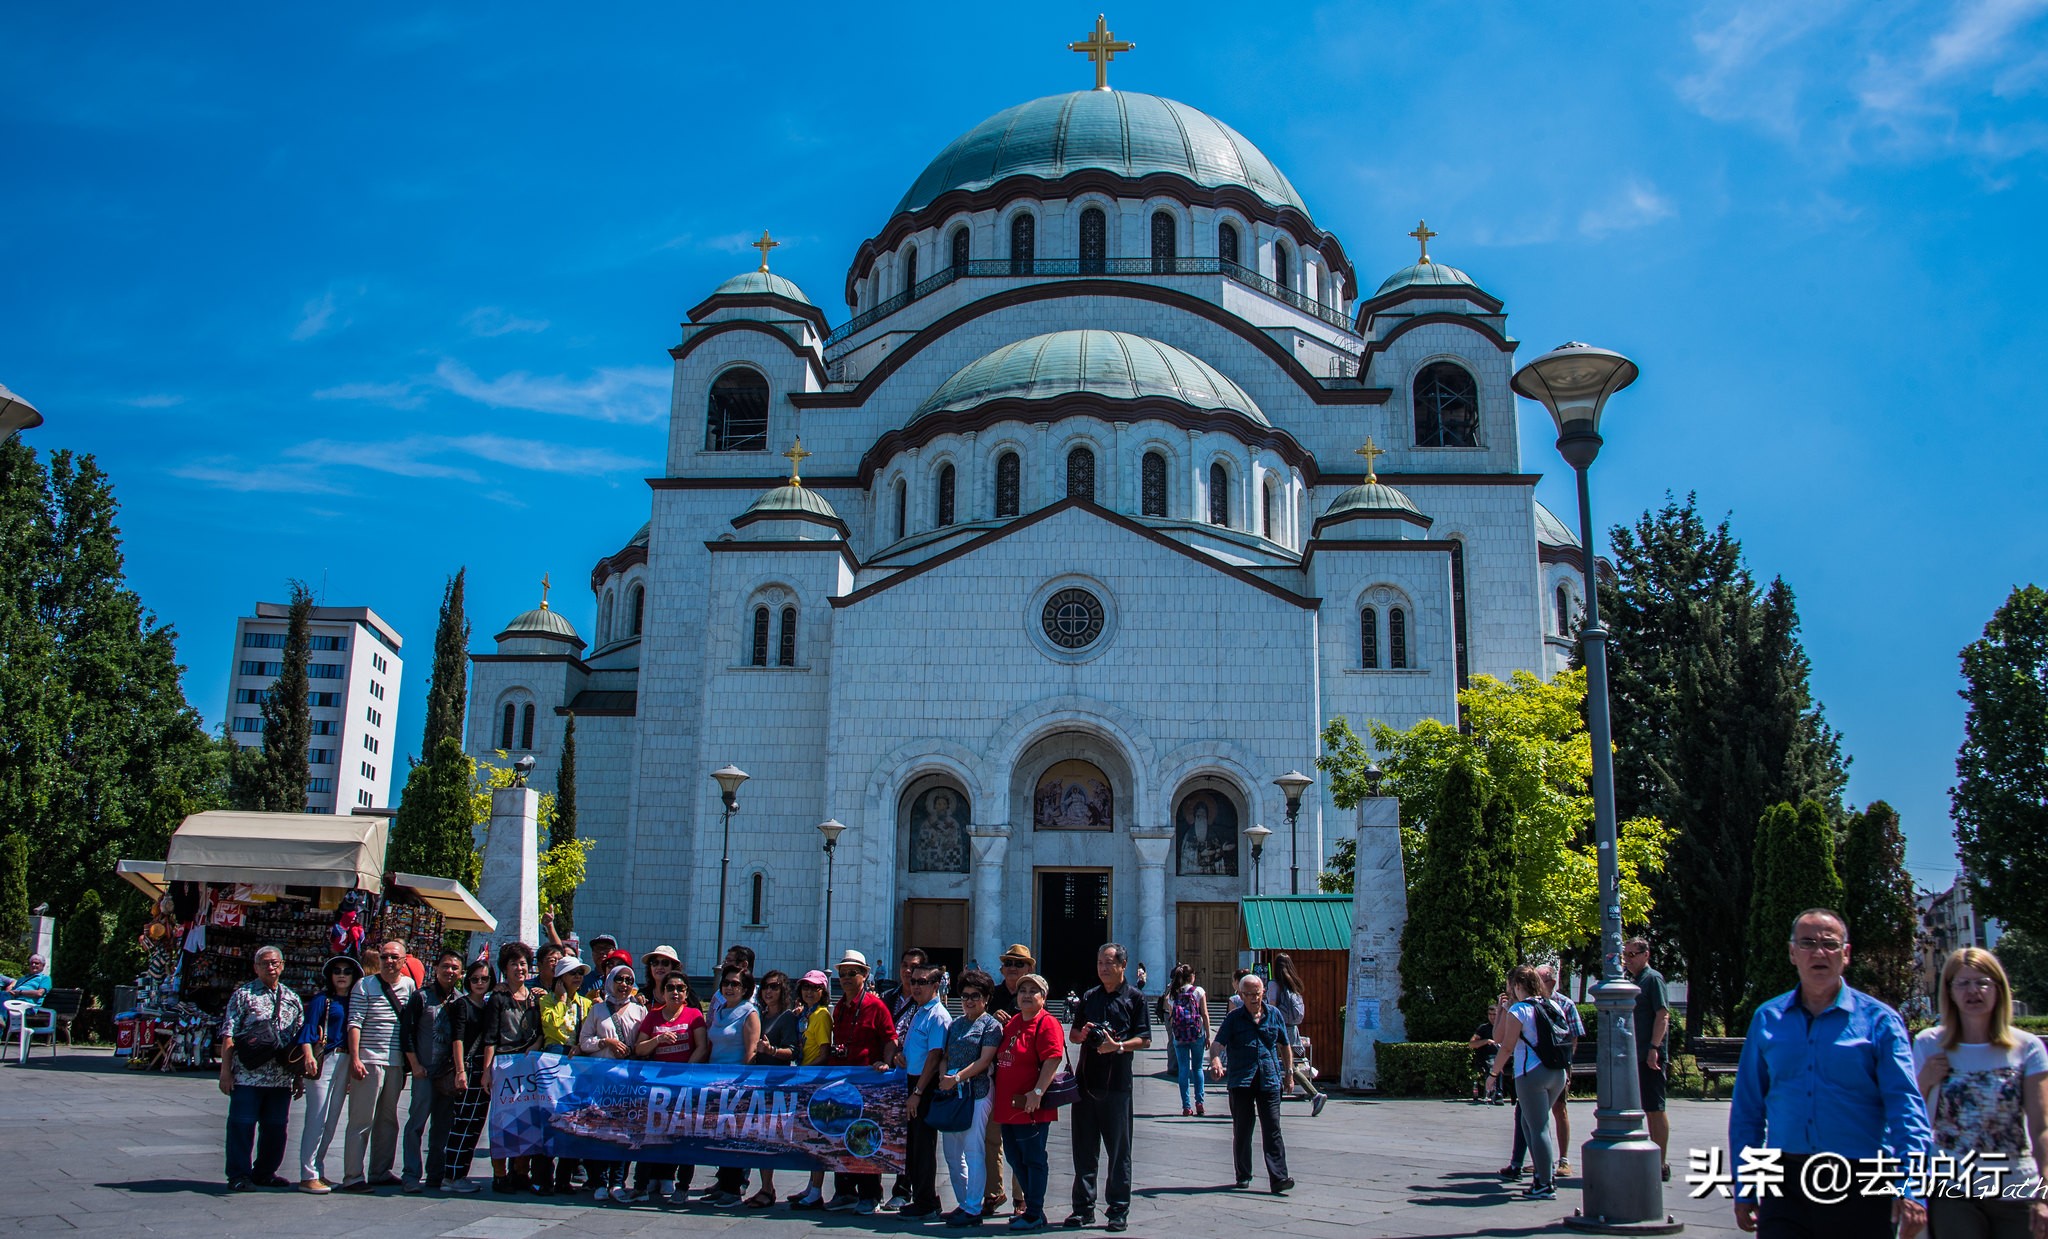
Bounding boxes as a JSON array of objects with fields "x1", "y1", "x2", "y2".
[{"x1": 4, "y1": 3, "x2": 2044, "y2": 887}]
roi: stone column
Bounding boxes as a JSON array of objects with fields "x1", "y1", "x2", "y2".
[
  {"x1": 477, "y1": 785, "x2": 540, "y2": 960},
  {"x1": 1342, "y1": 796, "x2": 1408, "y2": 1090},
  {"x1": 968, "y1": 826, "x2": 1010, "y2": 971},
  {"x1": 1131, "y1": 831, "x2": 1173, "y2": 992},
  {"x1": 29, "y1": 914, "x2": 53, "y2": 964}
]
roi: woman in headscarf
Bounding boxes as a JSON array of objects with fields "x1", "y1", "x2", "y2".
[
  {"x1": 577, "y1": 963, "x2": 646, "y2": 1201},
  {"x1": 622, "y1": 968, "x2": 706, "y2": 1204}
]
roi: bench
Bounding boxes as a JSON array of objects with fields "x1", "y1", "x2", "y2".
[
  {"x1": 1567, "y1": 1038, "x2": 1600, "y2": 1083},
  {"x1": 42, "y1": 989, "x2": 83, "y2": 1045},
  {"x1": 1692, "y1": 1036, "x2": 1744, "y2": 1099}
]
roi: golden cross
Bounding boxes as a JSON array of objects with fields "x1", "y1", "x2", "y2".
[
  {"x1": 1408, "y1": 219, "x2": 1437, "y2": 263},
  {"x1": 540, "y1": 572, "x2": 551, "y2": 610},
  {"x1": 1069, "y1": 14, "x2": 1135, "y2": 91},
  {"x1": 752, "y1": 229, "x2": 779, "y2": 273},
  {"x1": 783, "y1": 437, "x2": 812, "y2": 486},
  {"x1": 1355, "y1": 437, "x2": 1387, "y2": 483}
]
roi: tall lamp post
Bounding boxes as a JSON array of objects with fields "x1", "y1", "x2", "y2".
[
  {"x1": 710, "y1": 765, "x2": 749, "y2": 965},
  {"x1": 1513, "y1": 343, "x2": 1672, "y2": 1233},
  {"x1": 1244, "y1": 823, "x2": 1272, "y2": 897},
  {"x1": 1274, "y1": 771, "x2": 1314, "y2": 894},
  {"x1": 0, "y1": 384, "x2": 44, "y2": 437},
  {"x1": 818, "y1": 818, "x2": 845, "y2": 964}
]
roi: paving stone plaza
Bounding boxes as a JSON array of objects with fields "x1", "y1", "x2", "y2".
[{"x1": 1, "y1": 1048, "x2": 1749, "y2": 1237}]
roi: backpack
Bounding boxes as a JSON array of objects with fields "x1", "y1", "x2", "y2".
[
  {"x1": 1168, "y1": 987, "x2": 1204, "y2": 1044},
  {"x1": 1526, "y1": 996, "x2": 1573, "y2": 1071},
  {"x1": 1270, "y1": 981, "x2": 1305, "y2": 1027}
]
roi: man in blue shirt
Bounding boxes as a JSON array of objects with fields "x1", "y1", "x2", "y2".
[
  {"x1": 0, "y1": 954, "x2": 51, "y2": 1035},
  {"x1": 1729, "y1": 908, "x2": 1930, "y2": 1236}
]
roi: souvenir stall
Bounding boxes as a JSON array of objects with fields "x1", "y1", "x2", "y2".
[{"x1": 115, "y1": 810, "x2": 495, "y2": 1069}]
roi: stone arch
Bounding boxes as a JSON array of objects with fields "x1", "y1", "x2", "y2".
[{"x1": 986, "y1": 696, "x2": 1158, "y2": 830}]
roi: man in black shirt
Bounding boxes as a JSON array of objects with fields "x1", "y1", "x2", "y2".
[
  {"x1": 1624, "y1": 938, "x2": 1672, "y2": 1180},
  {"x1": 1066, "y1": 942, "x2": 1151, "y2": 1232}
]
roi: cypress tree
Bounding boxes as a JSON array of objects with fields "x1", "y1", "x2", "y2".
[
  {"x1": 553, "y1": 712, "x2": 578, "y2": 932},
  {"x1": 1837, "y1": 800, "x2": 1918, "y2": 1008},
  {"x1": 1952, "y1": 585, "x2": 2048, "y2": 936},
  {"x1": 1743, "y1": 799, "x2": 1843, "y2": 1013},
  {"x1": 421, "y1": 569, "x2": 470, "y2": 752},
  {"x1": 0, "y1": 832, "x2": 27, "y2": 951},
  {"x1": 388, "y1": 738, "x2": 476, "y2": 882},
  {"x1": 1397, "y1": 755, "x2": 1517, "y2": 1041},
  {"x1": 243, "y1": 581, "x2": 313, "y2": 812}
]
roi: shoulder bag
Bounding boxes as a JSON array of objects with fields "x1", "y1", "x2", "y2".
[{"x1": 233, "y1": 985, "x2": 288, "y2": 1069}]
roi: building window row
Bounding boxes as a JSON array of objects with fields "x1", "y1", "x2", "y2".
[
  {"x1": 311, "y1": 720, "x2": 338, "y2": 736},
  {"x1": 1360, "y1": 605, "x2": 1414, "y2": 670},
  {"x1": 371, "y1": 652, "x2": 388, "y2": 673},
  {"x1": 310, "y1": 692, "x2": 339, "y2": 708},
  {"x1": 308, "y1": 778, "x2": 333, "y2": 794},
  {"x1": 360, "y1": 761, "x2": 377, "y2": 780},
  {"x1": 748, "y1": 605, "x2": 800, "y2": 668},
  {"x1": 309, "y1": 635, "x2": 347, "y2": 652},
  {"x1": 239, "y1": 661, "x2": 281, "y2": 677},
  {"x1": 243, "y1": 632, "x2": 286, "y2": 649},
  {"x1": 363, "y1": 734, "x2": 379, "y2": 754},
  {"x1": 500, "y1": 702, "x2": 536, "y2": 750},
  {"x1": 356, "y1": 789, "x2": 373, "y2": 807},
  {"x1": 308, "y1": 748, "x2": 335, "y2": 765},
  {"x1": 364, "y1": 704, "x2": 380, "y2": 725},
  {"x1": 308, "y1": 663, "x2": 343, "y2": 679},
  {"x1": 232, "y1": 716, "x2": 264, "y2": 733},
  {"x1": 369, "y1": 680, "x2": 386, "y2": 700}
]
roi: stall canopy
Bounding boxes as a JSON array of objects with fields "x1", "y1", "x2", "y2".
[
  {"x1": 161, "y1": 811, "x2": 388, "y2": 891},
  {"x1": 1240, "y1": 895, "x2": 1353, "y2": 952},
  {"x1": 390, "y1": 872, "x2": 497, "y2": 934}
]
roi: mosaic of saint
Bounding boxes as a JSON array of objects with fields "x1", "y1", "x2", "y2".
[
  {"x1": 1174, "y1": 788, "x2": 1239, "y2": 876},
  {"x1": 907, "y1": 786, "x2": 969, "y2": 873},
  {"x1": 1033, "y1": 759, "x2": 1113, "y2": 831}
]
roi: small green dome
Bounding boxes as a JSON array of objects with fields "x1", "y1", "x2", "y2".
[
  {"x1": 1534, "y1": 501, "x2": 1578, "y2": 548},
  {"x1": 499, "y1": 605, "x2": 582, "y2": 643},
  {"x1": 1323, "y1": 481, "x2": 1425, "y2": 521},
  {"x1": 896, "y1": 91, "x2": 1309, "y2": 219},
  {"x1": 915, "y1": 330, "x2": 1266, "y2": 425},
  {"x1": 710, "y1": 270, "x2": 813, "y2": 305},
  {"x1": 1374, "y1": 259, "x2": 1483, "y2": 297},
  {"x1": 743, "y1": 484, "x2": 842, "y2": 521},
  {"x1": 628, "y1": 521, "x2": 651, "y2": 548}
]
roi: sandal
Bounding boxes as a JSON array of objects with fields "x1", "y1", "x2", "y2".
[{"x1": 744, "y1": 1191, "x2": 777, "y2": 1208}]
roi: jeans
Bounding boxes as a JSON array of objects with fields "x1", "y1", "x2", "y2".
[
  {"x1": 400, "y1": 1073, "x2": 433, "y2": 1183},
  {"x1": 404, "y1": 1076, "x2": 453, "y2": 1186},
  {"x1": 297, "y1": 1055, "x2": 349, "y2": 1181},
  {"x1": 941, "y1": 1095, "x2": 993, "y2": 1216},
  {"x1": 224, "y1": 1085, "x2": 292, "y2": 1185},
  {"x1": 1001, "y1": 1122, "x2": 1051, "y2": 1219},
  {"x1": 1172, "y1": 1042, "x2": 1207, "y2": 1109},
  {"x1": 1513, "y1": 1066, "x2": 1567, "y2": 1191},
  {"x1": 1069, "y1": 1090, "x2": 1134, "y2": 1217},
  {"x1": 1227, "y1": 1085, "x2": 1288, "y2": 1186}
]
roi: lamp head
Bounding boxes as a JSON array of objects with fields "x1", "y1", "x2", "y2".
[
  {"x1": 1364, "y1": 760, "x2": 1385, "y2": 798},
  {"x1": 817, "y1": 818, "x2": 846, "y2": 850},
  {"x1": 711, "y1": 764, "x2": 749, "y2": 809},
  {"x1": 1244, "y1": 823, "x2": 1273, "y2": 856},
  {"x1": 512, "y1": 754, "x2": 536, "y2": 786},
  {"x1": 0, "y1": 384, "x2": 43, "y2": 438},
  {"x1": 1273, "y1": 770, "x2": 1314, "y2": 805},
  {"x1": 1510, "y1": 342, "x2": 1638, "y2": 470}
]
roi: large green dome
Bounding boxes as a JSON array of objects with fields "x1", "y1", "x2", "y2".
[
  {"x1": 916, "y1": 330, "x2": 1266, "y2": 425},
  {"x1": 709, "y1": 270, "x2": 812, "y2": 304},
  {"x1": 895, "y1": 91, "x2": 1309, "y2": 218}
]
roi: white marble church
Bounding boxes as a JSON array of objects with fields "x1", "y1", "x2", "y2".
[{"x1": 468, "y1": 26, "x2": 1588, "y2": 997}]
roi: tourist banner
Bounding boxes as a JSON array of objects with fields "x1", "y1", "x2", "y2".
[{"x1": 488, "y1": 1052, "x2": 909, "y2": 1173}]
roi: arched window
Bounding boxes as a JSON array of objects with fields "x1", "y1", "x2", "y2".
[
  {"x1": 1066, "y1": 446, "x2": 1095, "y2": 502},
  {"x1": 1261, "y1": 481, "x2": 1275, "y2": 538},
  {"x1": 750, "y1": 606, "x2": 770, "y2": 667},
  {"x1": 893, "y1": 479, "x2": 908, "y2": 540},
  {"x1": 1390, "y1": 607, "x2": 1410, "y2": 669},
  {"x1": 1274, "y1": 239, "x2": 1293, "y2": 292},
  {"x1": 778, "y1": 606, "x2": 797, "y2": 667},
  {"x1": 500, "y1": 703, "x2": 516, "y2": 749},
  {"x1": 1009, "y1": 213, "x2": 1035, "y2": 273},
  {"x1": 1360, "y1": 608, "x2": 1379, "y2": 669},
  {"x1": 629, "y1": 583, "x2": 645, "y2": 636},
  {"x1": 1556, "y1": 585, "x2": 1573, "y2": 636},
  {"x1": 950, "y1": 226, "x2": 970, "y2": 270},
  {"x1": 520, "y1": 703, "x2": 536, "y2": 750},
  {"x1": 1080, "y1": 207, "x2": 1106, "y2": 273},
  {"x1": 869, "y1": 271, "x2": 880, "y2": 306},
  {"x1": 995, "y1": 451, "x2": 1021, "y2": 517},
  {"x1": 1218, "y1": 222, "x2": 1240, "y2": 267},
  {"x1": 599, "y1": 590, "x2": 615, "y2": 643},
  {"x1": 1151, "y1": 210, "x2": 1176, "y2": 271},
  {"x1": 1414, "y1": 361, "x2": 1480, "y2": 448},
  {"x1": 1450, "y1": 539, "x2": 1469, "y2": 690},
  {"x1": 748, "y1": 871, "x2": 766, "y2": 926},
  {"x1": 936, "y1": 463, "x2": 956, "y2": 527},
  {"x1": 1140, "y1": 451, "x2": 1167, "y2": 517},
  {"x1": 1208, "y1": 462, "x2": 1229, "y2": 526},
  {"x1": 903, "y1": 246, "x2": 919, "y2": 295},
  {"x1": 705, "y1": 369, "x2": 770, "y2": 451}
]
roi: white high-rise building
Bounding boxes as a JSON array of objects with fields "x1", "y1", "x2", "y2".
[{"x1": 225, "y1": 602, "x2": 403, "y2": 813}]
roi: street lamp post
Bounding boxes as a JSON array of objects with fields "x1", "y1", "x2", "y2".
[
  {"x1": 1274, "y1": 771, "x2": 1314, "y2": 895},
  {"x1": 1513, "y1": 343, "x2": 1673, "y2": 1233},
  {"x1": 0, "y1": 384, "x2": 44, "y2": 438},
  {"x1": 1244, "y1": 823, "x2": 1272, "y2": 897},
  {"x1": 710, "y1": 765, "x2": 749, "y2": 965},
  {"x1": 818, "y1": 818, "x2": 845, "y2": 964}
]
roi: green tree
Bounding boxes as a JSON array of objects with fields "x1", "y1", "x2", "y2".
[
  {"x1": 54, "y1": 887, "x2": 109, "y2": 1004},
  {"x1": 553, "y1": 713, "x2": 578, "y2": 931},
  {"x1": 1744, "y1": 800, "x2": 1844, "y2": 1011},
  {"x1": 388, "y1": 738, "x2": 478, "y2": 883},
  {"x1": 1993, "y1": 927, "x2": 2048, "y2": 1012},
  {"x1": 235, "y1": 581, "x2": 313, "y2": 811},
  {"x1": 1953, "y1": 585, "x2": 2048, "y2": 936},
  {"x1": 1601, "y1": 495, "x2": 1848, "y2": 1029},
  {"x1": 0, "y1": 832, "x2": 26, "y2": 950},
  {"x1": 421, "y1": 569, "x2": 469, "y2": 752},
  {"x1": 1837, "y1": 800, "x2": 1918, "y2": 1007},
  {"x1": 1397, "y1": 756, "x2": 1517, "y2": 1040}
]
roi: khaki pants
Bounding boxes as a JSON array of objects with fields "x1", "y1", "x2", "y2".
[
  {"x1": 343, "y1": 1060, "x2": 406, "y2": 1184},
  {"x1": 982, "y1": 1108, "x2": 1016, "y2": 1210}
]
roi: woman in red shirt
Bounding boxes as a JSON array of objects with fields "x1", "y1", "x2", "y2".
[
  {"x1": 622, "y1": 973, "x2": 706, "y2": 1204},
  {"x1": 993, "y1": 972, "x2": 1065, "y2": 1231},
  {"x1": 823, "y1": 951, "x2": 897, "y2": 1214}
]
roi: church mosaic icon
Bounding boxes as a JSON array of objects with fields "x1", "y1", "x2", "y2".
[
  {"x1": 1034, "y1": 759, "x2": 1113, "y2": 830},
  {"x1": 1174, "y1": 789, "x2": 1239, "y2": 876},
  {"x1": 906, "y1": 786, "x2": 970, "y2": 872}
]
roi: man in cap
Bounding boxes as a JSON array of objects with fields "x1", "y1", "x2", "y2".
[
  {"x1": 824, "y1": 950, "x2": 898, "y2": 1215},
  {"x1": 982, "y1": 943, "x2": 1035, "y2": 1216}
]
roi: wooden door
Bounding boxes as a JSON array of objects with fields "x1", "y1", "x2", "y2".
[
  {"x1": 1281, "y1": 949, "x2": 1348, "y2": 1073},
  {"x1": 903, "y1": 900, "x2": 969, "y2": 980},
  {"x1": 1176, "y1": 902, "x2": 1239, "y2": 995}
]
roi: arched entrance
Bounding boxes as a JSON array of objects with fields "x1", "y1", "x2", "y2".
[{"x1": 1008, "y1": 731, "x2": 1135, "y2": 998}]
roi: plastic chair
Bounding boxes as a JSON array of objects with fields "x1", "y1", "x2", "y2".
[{"x1": 3, "y1": 999, "x2": 58, "y2": 1065}]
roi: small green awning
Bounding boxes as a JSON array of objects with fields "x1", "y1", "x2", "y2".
[{"x1": 1241, "y1": 896, "x2": 1353, "y2": 952}]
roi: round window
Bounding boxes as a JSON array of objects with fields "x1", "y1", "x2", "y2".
[{"x1": 1041, "y1": 588, "x2": 1105, "y2": 649}]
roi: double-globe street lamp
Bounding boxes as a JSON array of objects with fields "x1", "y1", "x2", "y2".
[
  {"x1": 710, "y1": 765, "x2": 749, "y2": 964},
  {"x1": 1274, "y1": 770, "x2": 1315, "y2": 895},
  {"x1": 1511, "y1": 342, "x2": 1674, "y2": 1233},
  {"x1": 818, "y1": 818, "x2": 846, "y2": 964}
]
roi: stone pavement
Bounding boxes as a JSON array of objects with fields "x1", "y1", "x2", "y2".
[{"x1": 0, "y1": 1048, "x2": 1748, "y2": 1236}]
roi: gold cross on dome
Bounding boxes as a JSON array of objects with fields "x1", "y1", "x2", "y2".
[
  {"x1": 752, "y1": 230, "x2": 780, "y2": 273},
  {"x1": 783, "y1": 437, "x2": 812, "y2": 486},
  {"x1": 540, "y1": 572, "x2": 552, "y2": 610},
  {"x1": 1355, "y1": 437, "x2": 1387, "y2": 482},
  {"x1": 1408, "y1": 219, "x2": 1437, "y2": 263},
  {"x1": 1069, "y1": 14, "x2": 1135, "y2": 91}
]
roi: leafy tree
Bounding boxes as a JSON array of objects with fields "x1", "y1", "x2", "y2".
[
  {"x1": 1397, "y1": 756, "x2": 1517, "y2": 1040},
  {"x1": 388, "y1": 738, "x2": 478, "y2": 884},
  {"x1": 234, "y1": 581, "x2": 313, "y2": 811},
  {"x1": 1744, "y1": 800, "x2": 1844, "y2": 1011},
  {"x1": 1601, "y1": 494, "x2": 1847, "y2": 1029},
  {"x1": 54, "y1": 888, "x2": 109, "y2": 1003},
  {"x1": 0, "y1": 832, "x2": 26, "y2": 950},
  {"x1": 1952, "y1": 585, "x2": 2048, "y2": 936},
  {"x1": 1319, "y1": 668, "x2": 1671, "y2": 955},
  {"x1": 1316, "y1": 836, "x2": 1355, "y2": 894},
  {"x1": 553, "y1": 713, "x2": 578, "y2": 931},
  {"x1": 1994, "y1": 927, "x2": 2048, "y2": 1012},
  {"x1": 1837, "y1": 800, "x2": 1918, "y2": 1007},
  {"x1": 421, "y1": 569, "x2": 469, "y2": 752}
]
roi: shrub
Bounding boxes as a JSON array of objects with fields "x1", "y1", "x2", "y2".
[{"x1": 1375, "y1": 1041, "x2": 1477, "y2": 1096}]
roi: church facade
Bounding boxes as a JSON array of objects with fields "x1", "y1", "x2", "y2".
[{"x1": 468, "y1": 56, "x2": 1586, "y2": 997}]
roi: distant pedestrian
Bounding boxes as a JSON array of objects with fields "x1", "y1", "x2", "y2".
[
  {"x1": 1066, "y1": 942, "x2": 1151, "y2": 1233},
  {"x1": 994, "y1": 972, "x2": 1065, "y2": 1232},
  {"x1": 1165, "y1": 963, "x2": 1213, "y2": 1116},
  {"x1": 1269, "y1": 954, "x2": 1326, "y2": 1117},
  {"x1": 1621, "y1": 940, "x2": 1670, "y2": 1180},
  {"x1": 1208, "y1": 973, "x2": 1293, "y2": 1194},
  {"x1": 1487, "y1": 965, "x2": 1569, "y2": 1202},
  {"x1": 1468, "y1": 999, "x2": 1501, "y2": 1104},
  {"x1": 1914, "y1": 946, "x2": 2045, "y2": 1238},
  {"x1": 218, "y1": 945, "x2": 305, "y2": 1191},
  {"x1": 295, "y1": 954, "x2": 360, "y2": 1192}
]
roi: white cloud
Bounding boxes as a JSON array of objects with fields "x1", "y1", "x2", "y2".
[
  {"x1": 312, "y1": 380, "x2": 424, "y2": 410},
  {"x1": 443, "y1": 434, "x2": 644, "y2": 475},
  {"x1": 284, "y1": 433, "x2": 646, "y2": 482},
  {"x1": 1578, "y1": 179, "x2": 1677, "y2": 238},
  {"x1": 464, "y1": 306, "x2": 551, "y2": 337},
  {"x1": 291, "y1": 289, "x2": 341, "y2": 341},
  {"x1": 432, "y1": 359, "x2": 670, "y2": 424},
  {"x1": 286, "y1": 438, "x2": 483, "y2": 482},
  {"x1": 169, "y1": 457, "x2": 351, "y2": 495},
  {"x1": 121, "y1": 393, "x2": 186, "y2": 408}
]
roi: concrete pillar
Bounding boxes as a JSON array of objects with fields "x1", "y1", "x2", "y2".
[
  {"x1": 1131, "y1": 831, "x2": 1173, "y2": 992},
  {"x1": 968, "y1": 826, "x2": 1010, "y2": 972},
  {"x1": 29, "y1": 915, "x2": 54, "y2": 965},
  {"x1": 1342, "y1": 796, "x2": 1408, "y2": 1090},
  {"x1": 477, "y1": 785, "x2": 540, "y2": 960}
]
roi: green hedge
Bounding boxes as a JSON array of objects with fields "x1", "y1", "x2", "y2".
[{"x1": 1376, "y1": 1041, "x2": 1477, "y2": 1096}]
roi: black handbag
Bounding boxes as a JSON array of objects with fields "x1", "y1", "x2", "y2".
[
  {"x1": 233, "y1": 987, "x2": 289, "y2": 1069},
  {"x1": 924, "y1": 1090, "x2": 977, "y2": 1132}
]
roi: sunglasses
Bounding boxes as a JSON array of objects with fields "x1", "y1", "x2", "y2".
[
  {"x1": 612, "y1": 977, "x2": 636, "y2": 986},
  {"x1": 1000, "y1": 962, "x2": 1026, "y2": 969}
]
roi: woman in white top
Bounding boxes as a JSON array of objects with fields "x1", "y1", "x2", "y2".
[
  {"x1": 1485, "y1": 965, "x2": 1566, "y2": 1203},
  {"x1": 1913, "y1": 947, "x2": 2048, "y2": 1239},
  {"x1": 574, "y1": 966, "x2": 647, "y2": 1201}
]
